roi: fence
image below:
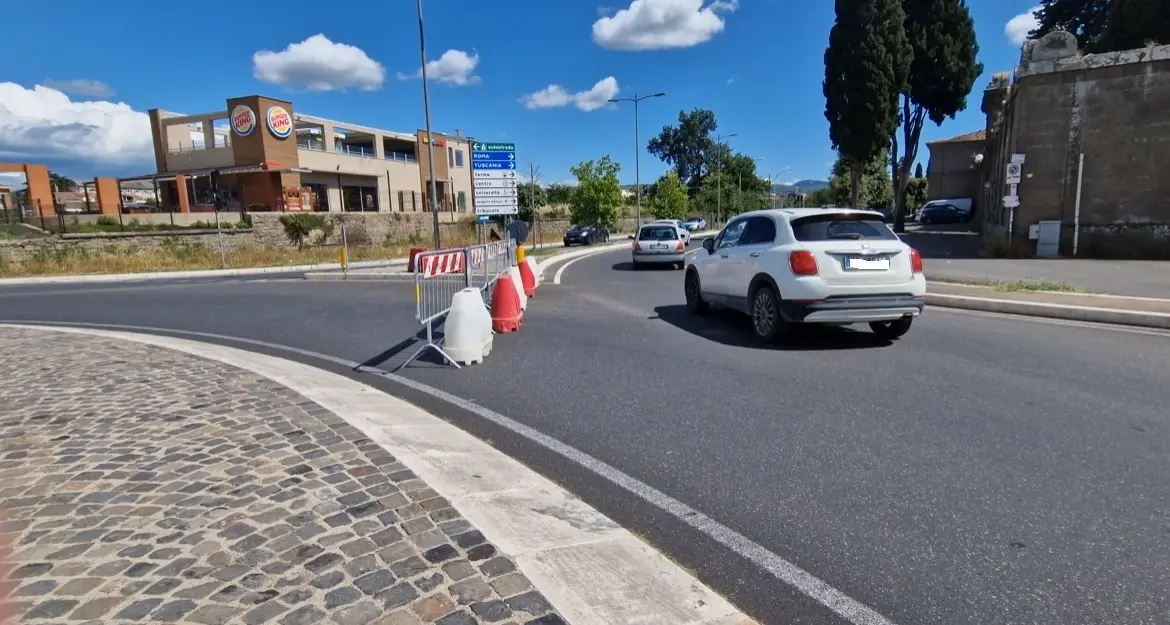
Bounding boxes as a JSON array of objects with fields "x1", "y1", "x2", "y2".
[{"x1": 398, "y1": 239, "x2": 516, "y2": 370}]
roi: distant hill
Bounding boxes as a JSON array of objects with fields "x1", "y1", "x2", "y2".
[{"x1": 773, "y1": 179, "x2": 828, "y2": 195}]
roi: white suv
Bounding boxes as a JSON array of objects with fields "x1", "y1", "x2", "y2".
[{"x1": 684, "y1": 208, "x2": 926, "y2": 342}]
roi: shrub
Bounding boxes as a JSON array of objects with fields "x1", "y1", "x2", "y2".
[{"x1": 279, "y1": 214, "x2": 333, "y2": 247}]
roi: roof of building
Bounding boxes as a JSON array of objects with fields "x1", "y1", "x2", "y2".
[{"x1": 927, "y1": 130, "x2": 986, "y2": 145}]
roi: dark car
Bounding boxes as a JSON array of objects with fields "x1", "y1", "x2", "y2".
[
  {"x1": 563, "y1": 224, "x2": 608, "y2": 246},
  {"x1": 918, "y1": 204, "x2": 970, "y2": 225}
]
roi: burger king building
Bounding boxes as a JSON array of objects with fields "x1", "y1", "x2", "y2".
[{"x1": 142, "y1": 94, "x2": 476, "y2": 216}]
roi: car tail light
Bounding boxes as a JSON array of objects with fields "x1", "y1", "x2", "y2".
[
  {"x1": 632, "y1": 240, "x2": 642, "y2": 252},
  {"x1": 910, "y1": 248, "x2": 923, "y2": 273},
  {"x1": 790, "y1": 250, "x2": 818, "y2": 276},
  {"x1": 675, "y1": 241, "x2": 684, "y2": 251}
]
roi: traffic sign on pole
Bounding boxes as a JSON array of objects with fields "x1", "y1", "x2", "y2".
[{"x1": 472, "y1": 140, "x2": 518, "y2": 215}]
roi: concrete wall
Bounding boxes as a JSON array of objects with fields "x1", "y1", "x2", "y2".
[
  {"x1": 926, "y1": 141, "x2": 983, "y2": 204},
  {"x1": 164, "y1": 146, "x2": 233, "y2": 172},
  {"x1": 246, "y1": 212, "x2": 473, "y2": 248},
  {"x1": 981, "y1": 32, "x2": 1170, "y2": 257}
]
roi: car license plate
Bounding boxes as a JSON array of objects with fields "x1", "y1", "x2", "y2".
[
  {"x1": 845, "y1": 255, "x2": 890, "y2": 270},
  {"x1": 652, "y1": 243, "x2": 669, "y2": 250}
]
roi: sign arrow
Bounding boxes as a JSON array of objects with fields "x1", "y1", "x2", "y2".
[{"x1": 509, "y1": 153, "x2": 515, "y2": 161}]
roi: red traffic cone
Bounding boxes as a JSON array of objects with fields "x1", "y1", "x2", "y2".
[
  {"x1": 491, "y1": 274, "x2": 523, "y2": 333},
  {"x1": 518, "y1": 259, "x2": 537, "y2": 298}
]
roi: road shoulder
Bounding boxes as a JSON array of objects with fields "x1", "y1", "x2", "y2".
[{"x1": 927, "y1": 281, "x2": 1170, "y2": 329}]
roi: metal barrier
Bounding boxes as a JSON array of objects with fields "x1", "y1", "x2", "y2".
[{"x1": 396, "y1": 239, "x2": 517, "y2": 371}]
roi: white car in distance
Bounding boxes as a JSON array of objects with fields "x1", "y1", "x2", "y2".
[
  {"x1": 683, "y1": 208, "x2": 926, "y2": 342},
  {"x1": 648, "y1": 219, "x2": 691, "y2": 246}
]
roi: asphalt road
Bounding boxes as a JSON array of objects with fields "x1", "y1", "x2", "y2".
[{"x1": 2, "y1": 255, "x2": 1169, "y2": 625}]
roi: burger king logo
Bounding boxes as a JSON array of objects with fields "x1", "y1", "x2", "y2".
[
  {"x1": 231, "y1": 105, "x2": 256, "y2": 136},
  {"x1": 266, "y1": 106, "x2": 293, "y2": 139}
]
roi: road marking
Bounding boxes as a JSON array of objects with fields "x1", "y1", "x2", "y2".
[
  {"x1": 553, "y1": 246, "x2": 626, "y2": 285},
  {"x1": 0, "y1": 319, "x2": 898, "y2": 625}
]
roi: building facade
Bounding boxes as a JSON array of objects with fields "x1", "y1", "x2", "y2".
[
  {"x1": 145, "y1": 95, "x2": 476, "y2": 216},
  {"x1": 925, "y1": 130, "x2": 985, "y2": 208}
]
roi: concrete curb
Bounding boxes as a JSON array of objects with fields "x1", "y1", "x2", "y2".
[
  {"x1": 926, "y1": 292, "x2": 1170, "y2": 329},
  {"x1": 10, "y1": 324, "x2": 757, "y2": 625},
  {"x1": 0, "y1": 259, "x2": 406, "y2": 286}
]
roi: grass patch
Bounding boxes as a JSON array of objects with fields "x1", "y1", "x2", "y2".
[
  {"x1": 0, "y1": 238, "x2": 479, "y2": 279},
  {"x1": 945, "y1": 278, "x2": 1088, "y2": 293}
]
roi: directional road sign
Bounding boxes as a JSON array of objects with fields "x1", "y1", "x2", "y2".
[
  {"x1": 472, "y1": 170, "x2": 519, "y2": 180},
  {"x1": 472, "y1": 140, "x2": 518, "y2": 215}
]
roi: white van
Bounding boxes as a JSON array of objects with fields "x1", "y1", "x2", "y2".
[{"x1": 913, "y1": 198, "x2": 972, "y2": 220}]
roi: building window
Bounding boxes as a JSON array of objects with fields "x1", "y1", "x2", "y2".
[
  {"x1": 448, "y1": 147, "x2": 454, "y2": 167},
  {"x1": 457, "y1": 191, "x2": 467, "y2": 211},
  {"x1": 455, "y1": 150, "x2": 464, "y2": 167}
]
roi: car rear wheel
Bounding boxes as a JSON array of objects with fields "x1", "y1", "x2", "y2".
[
  {"x1": 750, "y1": 285, "x2": 790, "y2": 343},
  {"x1": 684, "y1": 270, "x2": 709, "y2": 315},
  {"x1": 869, "y1": 317, "x2": 912, "y2": 340}
]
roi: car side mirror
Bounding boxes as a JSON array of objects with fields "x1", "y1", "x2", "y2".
[{"x1": 702, "y1": 238, "x2": 715, "y2": 254}]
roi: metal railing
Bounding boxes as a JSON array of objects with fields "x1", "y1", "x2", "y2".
[{"x1": 397, "y1": 239, "x2": 517, "y2": 371}]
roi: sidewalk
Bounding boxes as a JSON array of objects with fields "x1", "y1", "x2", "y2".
[
  {"x1": 924, "y1": 258, "x2": 1170, "y2": 298},
  {"x1": 927, "y1": 281, "x2": 1170, "y2": 329},
  {"x1": 0, "y1": 325, "x2": 751, "y2": 625}
]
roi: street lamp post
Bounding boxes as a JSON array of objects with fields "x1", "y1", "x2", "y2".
[
  {"x1": 415, "y1": 0, "x2": 442, "y2": 249},
  {"x1": 769, "y1": 167, "x2": 794, "y2": 209},
  {"x1": 608, "y1": 92, "x2": 665, "y2": 228},
  {"x1": 715, "y1": 133, "x2": 737, "y2": 224}
]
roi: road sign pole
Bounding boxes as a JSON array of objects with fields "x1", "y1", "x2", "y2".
[{"x1": 415, "y1": 0, "x2": 442, "y2": 249}]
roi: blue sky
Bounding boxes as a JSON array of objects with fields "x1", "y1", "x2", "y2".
[{"x1": 0, "y1": 0, "x2": 1041, "y2": 186}]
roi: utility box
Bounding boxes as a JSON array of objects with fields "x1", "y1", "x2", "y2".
[{"x1": 1036, "y1": 220, "x2": 1061, "y2": 257}]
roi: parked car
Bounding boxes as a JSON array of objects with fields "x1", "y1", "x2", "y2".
[
  {"x1": 917, "y1": 204, "x2": 970, "y2": 225},
  {"x1": 563, "y1": 224, "x2": 608, "y2": 246},
  {"x1": 632, "y1": 223, "x2": 687, "y2": 269},
  {"x1": 684, "y1": 216, "x2": 707, "y2": 231},
  {"x1": 649, "y1": 219, "x2": 691, "y2": 246},
  {"x1": 913, "y1": 198, "x2": 971, "y2": 222},
  {"x1": 683, "y1": 208, "x2": 925, "y2": 342}
]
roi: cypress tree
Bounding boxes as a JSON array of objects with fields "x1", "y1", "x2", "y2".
[
  {"x1": 1102, "y1": 0, "x2": 1170, "y2": 50},
  {"x1": 824, "y1": 0, "x2": 911, "y2": 208},
  {"x1": 1029, "y1": 0, "x2": 1112, "y2": 52},
  {"x1": 890, "y1": 0, "x2": 982, "y2": 232}
]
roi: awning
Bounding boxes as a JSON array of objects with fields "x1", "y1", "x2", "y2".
[{"x1": 117, "y1": 163, "x2": 311, "y2": 183}]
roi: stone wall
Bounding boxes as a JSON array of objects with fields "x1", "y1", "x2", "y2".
[
  {"x1": 980, "y1": 32, "x2": 1170, "y2": 257},
  {"x1": 0, "y1": 230, "x2": 259, "y2": 263},
  {"x1": 246, "y1": 212, "x2": 475, "y2": 248}
]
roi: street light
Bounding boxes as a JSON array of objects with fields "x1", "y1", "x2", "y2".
[
  {"x1": 608, "y1": 92, "x2": 665, "y2": 227},
  {"x1": 415, "y1": 0, "x2": 442, "y2": 249},
  {"x1": 715, "y1": 133, "x2": 737, "y2": 223},
  {"x1": 769, "y1": 166, "x2": 794, "y2": 209}
]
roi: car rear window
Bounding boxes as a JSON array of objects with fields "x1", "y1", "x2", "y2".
[
  {"x1": 789, "y1": 214, "x2": 897, "y2": 241},
  {"x1": 639, "y1": 226, "x2": 679, "y2": 241}
]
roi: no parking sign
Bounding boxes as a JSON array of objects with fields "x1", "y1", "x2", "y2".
[{"x1": 1005, "y1": 162, "x2": 1023, "y2": 184}]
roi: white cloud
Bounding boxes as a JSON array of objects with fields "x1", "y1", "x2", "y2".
[
  {"x1": 521, "y1": 77, "x2": 620, "y2": 112},
  {"x1": 42, "y1": 79, "x2": 114, "y2": 98},
  {"x1": 592, "y1": 0, "x2": 738, "y2": 51},
  {"x1": 0, "y1": 171, "x2": 26, "y2": 186},
  {"x1": 1005, "y1": 6, "x2": 1040, "y2": 46},
  {"x1": 253, "y1": 34, "x2": 385, "y2": 91},
  {"x1": 0, "y1": 83, "x2": 152, "y2": 168},
  {"x1": 396, "y1": 49, "x2": 481, "y2": 86}
]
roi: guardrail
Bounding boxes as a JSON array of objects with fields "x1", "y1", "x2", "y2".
[{"x1": 397, "y1": 239, "x2": 517, "y2": 370}]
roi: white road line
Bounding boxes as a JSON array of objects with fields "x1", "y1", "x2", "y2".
[
  {"x1": 553, "y1": 247, "x2": 626, "y2": 285},
  {"x1": 0, "y1": 319, "x2": 898, "y2": 625}
]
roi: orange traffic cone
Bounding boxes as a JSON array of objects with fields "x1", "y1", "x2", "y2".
[
  {"x1": 518, "y1": 259, "x2": 537, "y2": 298},
  {"x1": 491, "y1": 273, "x2": 523, "y2": 333}
]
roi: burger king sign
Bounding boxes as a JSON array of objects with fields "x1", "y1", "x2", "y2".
[
  {"x1": 266, "y1": 106, "x2": 293, "y2": 139},
  {"x1": 231, "y1": 105, "x2": 256, "y2": 137}
]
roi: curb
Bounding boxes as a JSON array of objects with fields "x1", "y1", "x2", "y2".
[
  {"x1": 9, "y1": 324, "x2": 756, "y2": 625},
  {"x1": 925, "y1": 292, "x2": 1170, "y2": 329},
  {"x1": 0, "y1": 259, "x2": 406, "y2": 286}
]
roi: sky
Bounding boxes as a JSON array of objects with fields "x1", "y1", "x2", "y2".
[{"x1": 0, "y1": 0, "x2": 1044, "y2": 188}]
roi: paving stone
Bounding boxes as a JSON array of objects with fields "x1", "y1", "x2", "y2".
[
  {"x1": 524, "y1": 616, "x2": 568, "y2": 625},
  {"x1": 0, "y1": 329, "x2": 560, "y2": 625}
]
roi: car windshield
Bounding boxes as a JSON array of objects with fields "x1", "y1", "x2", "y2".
[
  {"x1": 790, "y1": 214, "x2": 897, "y2": 241},
  {"x1": 639, "y1": 226, "x2": 679, "y2": 241}
]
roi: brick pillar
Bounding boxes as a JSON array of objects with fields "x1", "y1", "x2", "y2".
[
  {"x1": 175, "y1": 174, "x2": 191, "y2": 213},
  {"x1": 94, "y1": 177, "x2": 122, "y2": 215},
  {"x1": 23, "y1": 165, "x2": 55, "y2": 217}
]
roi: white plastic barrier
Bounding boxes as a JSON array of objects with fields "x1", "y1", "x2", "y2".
[
  {"x1": 524, "y1": 257, "x2": 541, "y2": 287},
  {"x1": 443, "y1": 287, "x2": 493, "y2": 365}
]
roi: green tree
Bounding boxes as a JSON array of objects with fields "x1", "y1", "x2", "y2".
[
  {"x1": 516, "y1": 182, "x2": 545, "y2": 222},
  {"x1": 906, "y1": 176, "x2": 928, "y2": 210},
  {"x1": 1101, "y1": 0, "x2": 1170, "y2": 50},
  {"x1": 546, "y1": 183, "x2": 573, "y2": 205},
  {"x1": 1029, "y1": 0, "x2": 1112, "y2": 52},
  {"x1": 648, "y1": 172, "x2": 689, "y2": 220},
  {"x1": 890, "y1": 0, "x2": 982, "y2": 231},
  {"x1": 824, "y1": 0, "x2": 912, "y2": 208},
  {"x1": 647, "y1": 108, "x2": 718, "y2": 190},
  {"x1": 49, "y1": 173, "x2": 76, "y2": 191},
  {"x1": 914, "y1": 162, "x2": 924, "y2": 178},
  {"x1": 569, "y1": 156, "x2": 623, "y2": 229},
  {"x1": 827, "y1": 151, "x2": 893, "y2": 209}
]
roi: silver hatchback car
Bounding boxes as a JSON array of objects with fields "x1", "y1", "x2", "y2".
[{"x1": 632, "y1": 223, "x2": 687, "y2": 269}]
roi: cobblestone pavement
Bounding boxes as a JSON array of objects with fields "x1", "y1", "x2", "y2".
[{"x1": 0, "y1": 326, "x2": 564, "y2": 625}]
